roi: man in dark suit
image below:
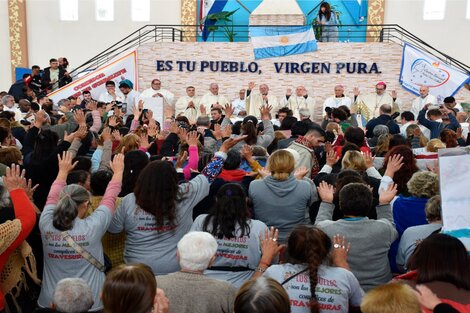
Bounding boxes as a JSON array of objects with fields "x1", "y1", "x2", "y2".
[
  {"x1": 365, "y1": 104, "x2": 400, "y2": 138},
  {"x1": 41, "y1": 58, "x2": 72, "y2": 92}
]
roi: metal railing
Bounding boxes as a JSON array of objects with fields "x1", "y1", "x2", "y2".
[{"x1": 67, "y1": 24, "x2": 469, "y2": 83}]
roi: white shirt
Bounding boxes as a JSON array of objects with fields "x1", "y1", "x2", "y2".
[
  {"x1": 175, "y1": 95, "x2": 201, "y2": 123},
  {"x1": 246, "y1": 92, "x2": 279, "y2": 117},
  {"x1": 140, "y1": 87, "x2": 174, "y2": 105},
  {"x1": 281, "y1": 95, "x2": 315, "y2": 119},
  {"x1": 122, "y1": 90, "x2": 140, "y2": 117},
  {"x1": 400, "y1": 121, "x2": 431, "y2": 140},
  {"x1": 98, "y1": 91, "x2": 124, "y2": 103},
  {"x1": 410, "y1": 94, "x2": 437, "y2": 118},
  {"x1": 323, "y1": 95, "x2": 352, "y2": 112},
  {"x1": 232, "y1": 98, "x2": 246, "y2": 116},
  {"x1": 199, "y1": 92, "x2": 230, "y2": 113},
  {"x1": 355, "y1": 93, "x2": 397, "y2": 121}
]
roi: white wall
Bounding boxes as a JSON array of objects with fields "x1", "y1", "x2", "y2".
[
  {"x1": 0, "y1": 0, "x2": 181, "y2": 90},
  {"x1": 384, "y1": 0, "x2": 470, "y2": 67},
  {"x1": 0, "y1": 0, "x2": 12, "y2": 91}
]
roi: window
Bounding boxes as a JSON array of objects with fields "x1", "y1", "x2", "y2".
[
  {"x1": 95, "y1": 0, "x2": 114, "y2": 21},
  {"x1": 132, "y1": 0, "x2": 150, "y2": 22},
  {"x1": 423, "y1": 0, "x2": 446, "y2": 20},
  {"x1": 60, "y1": 0, "x2": 78, "y2": 21}
]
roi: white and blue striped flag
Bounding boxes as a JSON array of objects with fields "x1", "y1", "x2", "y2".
[{"x1": 249, "y1": 26, "x2": 318, "y2": 60}]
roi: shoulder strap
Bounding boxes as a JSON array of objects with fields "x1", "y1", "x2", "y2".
[
  {"x1": 281, "y1": 268, "x2": 308, "y2": 285},
  {"x1": 61, "y1": 231, "x2": 106, "y2": 272}
]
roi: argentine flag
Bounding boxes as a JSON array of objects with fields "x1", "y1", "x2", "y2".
[{"x1": 250, "y1": 26, "x2": 318, "y2": 60}]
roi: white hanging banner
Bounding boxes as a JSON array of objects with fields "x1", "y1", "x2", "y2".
[
  {"x1": 48, "y1": 51, "x2": 138, "y2": 104},
  {"x1": 399, "y1": 43, "x2": 470, "y2": 103},
  {"x1": 438, "y1": 147, "x2": 470, "y2": 251}
]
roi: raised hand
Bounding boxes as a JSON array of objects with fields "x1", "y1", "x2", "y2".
[
  {"x1": 221, "y1": 125, "x2": 232, "y2": 138},
  {"x1": 240, "y1": 144, "x2": 253, "y2": 161},
  {"x1": 148, "y1": 119, "x2": 159, "y2": 137},
  {"x1": 57, "y1": 151, "x2": 78, "y2": 180},
  {"x1": 258, "y1": 167, "x2": 271, "y2": 179},
  {"x1": 331, "y1": 234, "x2": 351, "y2": 270},
  {"x1": 175, "y1": 151, "x2": 188, "y2": 169},
  {"x1": 219, "y1": 135, "x2": 248, "y2": 153},
  {"x1": 224, "y1": 103, "x2": 234, "y2": 118},
  {"x1": 133, "y1": 104, "x2": 142, "y2": 121},
  {"x1": 199, "y1": 104, "x2": 207, "y2": 116},
  {"x1": 353, "y1": 87, "x2": 360, "y2": 97},
  {"x1": 384, "y1": 154, "x2": 403, "y2": 178},
  {"x1": 326, "y1": 150, "x2": 339, "y2": 166},
  {"x1": 379, "y1": 183, "x2": 398, "y2": 205},
  {"x1": 108, "y1": 116, "x2": 119, "y2": 127},
  {"x1": 24, "y1": 178, "x2": 39, "y2": 200},
  {"x1": 63, "y1": 131, "x2": 75, "y2": 143},
  {"x1": 109, "y1": 153, "x2": 125, "y2": 179},
  {"x1": 286, "y1": 88, "x2": 292, "y2": 96},
  {"x1": 294, "y1": 166, "x2": 309, "y2": 180},
  {"x1": 259, "y1": 226, "x2": 283, "y2": 265},
  {"x1": 112, "y1": 130, "x2": 122, "y2": 141},
  {"x1": 73, "y1": 109, "x2": 86, "y2": 126},
  {"x1": 362, "y1": 151, "x2": 375, "y2": 169},
  {"x1": 260, "y1": 105, "x2": 272, "y2": 121},
  {"x1": 211, "y1": 123, "x2": 222, "y2": 140},
  {"x1": 74, "y1": 125, "x2": 88, "y2": 141},
  {"x1": 248, "y1": 81, "x2": 256, "y2": 90},
  {"x1": 186, "y1": 131, "x2": 199, "y2": 147},
  {"x1": 317, "y1": 181, "x2": 334, "y2": 203},
  {"x1": 391, "y1": 90, "x2": 398, "y2": 99},
  {"x1": 3, "y1": 164, "x2": 27, "y2": 192}
]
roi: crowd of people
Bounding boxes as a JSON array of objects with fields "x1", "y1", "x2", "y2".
[{"x1": 0, "y1": 70, "x2": 469, "y2": 313}]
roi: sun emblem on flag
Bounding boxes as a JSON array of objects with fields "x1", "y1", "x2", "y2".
[{"x1": 280, "y1": 36, "x2": 289, "y2": 44}]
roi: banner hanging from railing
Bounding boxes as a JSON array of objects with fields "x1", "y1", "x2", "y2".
[
  {"x1": 48, "y1": 51, "x2": 137, "y2": 104},
  {"x1": 399, "y1": 43, "x2": 470, "y2": 103}
]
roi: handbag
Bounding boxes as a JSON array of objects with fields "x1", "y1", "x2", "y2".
[{"x1": 61, "y1": 231, "x2": 112, "y2": 273}]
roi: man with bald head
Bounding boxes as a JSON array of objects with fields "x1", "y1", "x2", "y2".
[
  {"x1": 245, "y1": 81, "x2": 279, "y2": 118},
  {"x1": 365, "y1": 104, "x2": 400, "y2": 138},
  {"x1": 280, "y1": 85, "x2": 315, "y2": 120},
  {"x1": 410, "y1": 86, "x2": 437, "y2": 118},
  {"x1": 199, "y1": 82, "x2": 230, "y2": 115}
]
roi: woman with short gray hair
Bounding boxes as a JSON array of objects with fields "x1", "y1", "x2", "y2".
[
  {"x1": 38, "y1": 151, "x2": 124, "y2": 312},
  {"x1": 53, "y1": 278, "x2": 93, "y2": 313}
]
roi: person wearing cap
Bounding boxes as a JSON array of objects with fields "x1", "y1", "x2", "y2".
[
  {"x1": 175, "y1": 86, "x2": 201, "y2": 124},
  {"x1": 323, "y1": 85, "x2": 352, "y2": 114},
  {"x1": 118, "y1": 79, "x2": 140, "y2": 119},
  {"x1": 98, "y1": 80, "x2": 124, "y2": 103},
  {"x1": 410, "y1": 86, "x2": 437, "y2": 118},
  {"x1": 352, "y1": 82, "x2": 400, "y2": 122},
  {"x1": 140, "y1": 78, "x2": 174, "y2": 105},
  {"x1": 280, "y1": 85, "x2": 315, "y2": 120},
  {"x1": 199, "y1": 83, "x2": 230, "y2": 115},
  {"x1": 245, "y1": 82, "x2": 279, "y2": 118}
]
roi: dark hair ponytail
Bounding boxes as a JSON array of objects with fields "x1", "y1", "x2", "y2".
[
  {"x1": 53, "y1": 184, "x2": 90, "y2": 231},
  {"x1": 287, "y1": 226, "x2": 331, "y2": 313},
  {"x1": 242, "y1": 121, "x2": 257, "y2": 145}
]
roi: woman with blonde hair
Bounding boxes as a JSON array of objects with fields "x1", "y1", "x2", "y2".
[
  {"x1": 361, "y1": 283, "x2": 421, "y2": 313},
  {"x1": 249, "y1": 150, "x2": 318, "y2": 243},
  {"x1": 115, "y1": 133, "x2": 141, "y2": 154},
  {"x1": 406, "y1": 124, "x2": 428, "y2": 149}
]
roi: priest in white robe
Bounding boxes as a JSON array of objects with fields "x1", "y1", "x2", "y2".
[
  {"x1": 280, "y1": 85, "x2": 315, "y2": 119},
  {"x1": 352, "y1": 82, "x2": 400, "y2": 121},
  {"x1": 245, "y1": 82, "x2": 279, "y2": 118},
  {"x1": 410, "y1": 86, "x2": 437, "y2": 118},
  {"x1": 140, "y1": 78, "x2": 174, "y2": 105},
  {"x1": 175, "y1": 86, "x2": 200, "y2": 124},
  {"x1": 199, "y1": 83, "x2": 230, "y2": 113}
]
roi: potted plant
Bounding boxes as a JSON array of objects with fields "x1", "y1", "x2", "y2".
[{"x1": 202, "y1": 9, "x2": 239, "y2": 42}]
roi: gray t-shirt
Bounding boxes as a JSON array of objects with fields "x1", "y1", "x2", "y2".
[
  {"x1": 264, "y1": 263, "x2": 364, "y2": 313},
  {"x1": 396, "y1": 223, "x2": 442, "y2": 270},
  {"x1": 108, "y1": 174, "x2": 210, "y2": 274},
  {"x1": 190, "y1": 214, "x2": 268, "y2": 288},
  {"x1": 38, "y1": 205, "x2": 112, "y2": 311}
]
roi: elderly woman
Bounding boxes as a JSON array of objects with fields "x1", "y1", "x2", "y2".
[
  {"x1": 191, "y1": 183, "x2": 268, "y2": 288},
  {"x1": 396, "y1": 195, "x2": 442, "y2": 271},
  {"x1": 235, "y1": 277, "x2": 290, "y2": 313},
  {"x1": 249, "y1": 150, "x2": 317, "y2": 243},
  {"x1": 38, "y1": 151, "x2": 124, "y2": 311},
  {"x1": 156, "y1": 232, "x2": 237, "y2": 313}
]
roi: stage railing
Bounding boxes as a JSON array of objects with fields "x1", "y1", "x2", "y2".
[{"x1": 67, "y1": 24, "x2": 469, "y2": 84}]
